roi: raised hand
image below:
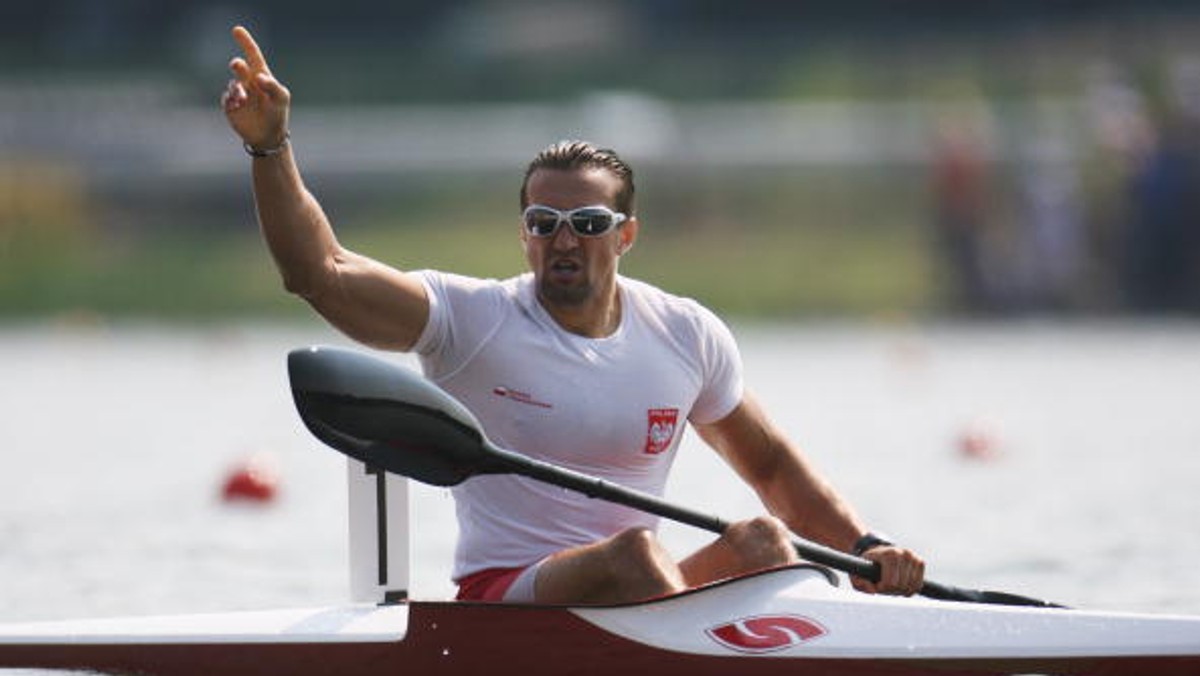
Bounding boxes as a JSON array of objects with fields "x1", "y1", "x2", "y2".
[{"x1": 221, "y1": 25, "x2": 290, "y2": 151}]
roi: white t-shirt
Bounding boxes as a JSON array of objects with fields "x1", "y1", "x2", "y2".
[{"x1": 412, "y1": 271, "x2": 744, "y2": 581}]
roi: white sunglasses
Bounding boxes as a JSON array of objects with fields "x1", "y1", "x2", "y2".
[{"x1": 522, "y1": 204, "x2": 628, "y2": 238}]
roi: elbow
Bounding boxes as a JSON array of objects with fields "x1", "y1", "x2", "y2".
[
  {"x1": 281, "y1": 272, "x2": 315, "y2": 298},
  {"x1": 278, "y1": 260, "x2": 335, "y2": 300}
]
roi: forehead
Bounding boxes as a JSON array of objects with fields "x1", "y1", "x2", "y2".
[{"x1": 525, "y1": 168, "x2": 621, "y2": 210}]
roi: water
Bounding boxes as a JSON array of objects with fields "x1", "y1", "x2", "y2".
[{"x1": 1, "y1": 320, "x2": 1198, "y2": 629}]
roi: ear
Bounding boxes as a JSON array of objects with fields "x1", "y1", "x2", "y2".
[{"x1": 618, "y1": 217, "x2": 639, "y2": 256}]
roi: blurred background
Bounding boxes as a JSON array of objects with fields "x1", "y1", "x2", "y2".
[
  {"x1": 2, "y1": 1, "x2": 1200, "y2": 623},
  {"x1": 4, "y1": 0, "x2": 1200, "y2": 319}
]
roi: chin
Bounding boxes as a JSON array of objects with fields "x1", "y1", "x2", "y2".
[{"x1": 539, "y1": 278, "x2": 593, "y2": 307}]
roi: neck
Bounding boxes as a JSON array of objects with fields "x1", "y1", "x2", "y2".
[{"x1": 539, "y1": 279, "x2": 622, "y2": 338}]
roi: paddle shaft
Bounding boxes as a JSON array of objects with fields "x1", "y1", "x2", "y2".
[
  {"x1": 286, "y1": 347, "x2": 1064, "y2": 608},
  {"x1": 488, "y1": 441, "x2": 1063, "y2": 607},
  {"x1": 490, "y1": 443, "x2": 877, "y2": 580}
]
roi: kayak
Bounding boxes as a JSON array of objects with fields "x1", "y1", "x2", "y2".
[
  {"x1": 3, "y1": 345, "x2": 1198, "y2": 675},
  {"x1": 2, "y1": 564, "x2": 1199, "y2": 675}
]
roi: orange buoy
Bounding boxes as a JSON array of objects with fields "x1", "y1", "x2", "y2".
[{"x1": 221, "y1": 454, "x2": 280, "y2": 503}]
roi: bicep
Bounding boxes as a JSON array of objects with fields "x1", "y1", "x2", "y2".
[{"x1": 306, "y1": 249, "x2": 430, "y2": 352}]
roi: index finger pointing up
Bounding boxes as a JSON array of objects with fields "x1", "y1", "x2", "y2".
[{"x1": 232, "y1": 25, "x2": 272, "y2": 75}]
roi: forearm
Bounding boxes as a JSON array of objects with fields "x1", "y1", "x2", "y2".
[
  {"x1": 250, "y1": 146, "x2": 341, "y2": 297},
  {"x1": 755, "y1": 454, "x2": 867, "y2": 554},
  {"x1": 755, "y1": 435, "x2": 926, "y2": 597},
  {"x1": 698, "y1": 396, "x2": 870, "y2": 554}
]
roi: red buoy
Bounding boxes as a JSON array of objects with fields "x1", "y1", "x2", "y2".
[
  {"x1": 221, "y1": 454, "x2": 280, "y2": 504},
  {"x1": 956, "y1": 420, "x2": 1000, "y2": 461}
]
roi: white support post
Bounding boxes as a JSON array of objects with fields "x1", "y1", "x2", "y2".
[{"x1": 346, "y1": 458, "x2": 410, "y2": 604}]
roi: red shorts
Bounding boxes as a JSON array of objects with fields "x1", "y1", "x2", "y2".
[{"x1": 455, "y1": 566, "x2": 528, "y2": 602}]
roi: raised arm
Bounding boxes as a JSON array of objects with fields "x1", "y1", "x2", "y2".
[
  {"x1": 221, "y1": 26, "x2": 428, "y2": 351},
  {"x1": 694, "y1": 391, "x2": 925, "y2": 596}
]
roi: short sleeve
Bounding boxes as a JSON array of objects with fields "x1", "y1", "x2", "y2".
[
  {"x1": 411, "y1": 270, "x2": 512, "y2": 380},
  {"x1": 688, "y1": 306, "x2": 744, "y2": 425},
  {"x1": 411, "y1": 270, "x2": 448, "y2": 357}
]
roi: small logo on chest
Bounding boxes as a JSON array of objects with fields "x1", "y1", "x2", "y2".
[
  {"x1": 644, "y1": 408, "x2": 679, "y2": 455},
  {"x1": 492, "y1": 386, "x2": 553, "y2": 409}
]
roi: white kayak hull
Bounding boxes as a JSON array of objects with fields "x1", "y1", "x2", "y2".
[{"x1": 2, "y1": 566, "x2": 1198, "y2": 675}]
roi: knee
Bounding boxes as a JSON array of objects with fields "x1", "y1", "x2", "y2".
[
  {"x1": 607, "y1": 527, "x2": 669, "y2": 568},
  {"x1": 604, "y1": 528, "x2": 684, "y2": 592},
  {"x1": 725, "y1": 516, "x2": 799, "y2": 568},
  {"x1": 743, "y1": 515, "x2": 792, "y2": 541}
]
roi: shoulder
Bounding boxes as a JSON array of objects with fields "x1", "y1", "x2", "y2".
[
  {"x1": 622, "y1": 277, "x2": 743, "y2": 423},
  {"x1": 413, "y1": 270, "x2": 524, "y2": 337},
  {"x1": 621, "y1": 276, "x2": 729, "y2": 337},
  {"x1": 412, "y1": 271, "x2": 525, "y2": 362}
]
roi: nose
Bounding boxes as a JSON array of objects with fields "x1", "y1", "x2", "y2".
[{"x1": 550, "y1": 220, "x2": 579, "y2": 249}]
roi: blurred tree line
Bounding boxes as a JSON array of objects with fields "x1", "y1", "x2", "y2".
[
  {"x1": 3, "y1": 1, "x2": 1198, "y2": 103},
  {"x1": 3, "y1": 1, "x2": 1200, "y2": 319}
]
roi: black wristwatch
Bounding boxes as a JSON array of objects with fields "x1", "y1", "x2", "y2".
[{"x1": 852, "y1": 532, "x2": 894, "y2": 557}]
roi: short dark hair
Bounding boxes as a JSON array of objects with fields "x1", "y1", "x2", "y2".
[{"x1": 520, "y1": 140, "x2": 635, "y2": 215}]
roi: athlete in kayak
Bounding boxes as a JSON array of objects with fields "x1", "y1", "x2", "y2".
[{"x1": 222, "y1": 25, "x2": 924, "y2": 605}]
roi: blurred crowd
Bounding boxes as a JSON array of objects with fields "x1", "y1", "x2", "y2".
[{"x1": 930, "y1": 60, "x2": 1200, "y2": 316}]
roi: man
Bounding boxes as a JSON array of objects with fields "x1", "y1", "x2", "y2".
[{"x1": 222, "y1": 25, "x2": 925, "y2": 605}]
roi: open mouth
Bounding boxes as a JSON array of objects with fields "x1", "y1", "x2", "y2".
[{"x1": 549, "y1": 258, "x2": 582, "y2": 276}]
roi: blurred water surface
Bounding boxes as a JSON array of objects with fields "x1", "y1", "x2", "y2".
[{"x1": 1, "y1": 319, "x2": 1198, "y2": 628}]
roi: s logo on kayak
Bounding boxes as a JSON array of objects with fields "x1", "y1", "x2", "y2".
[{"x1": 705, "y1": 614, "x2": 827, "y2": 654}]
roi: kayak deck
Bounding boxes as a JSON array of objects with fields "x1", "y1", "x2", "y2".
[{"x1": 577, "y1": 565, "x2": 1200, "y2": 660}]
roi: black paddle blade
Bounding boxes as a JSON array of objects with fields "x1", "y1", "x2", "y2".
[{"x1": 287, "y1": 346, "x2": 499, "y2": 486}]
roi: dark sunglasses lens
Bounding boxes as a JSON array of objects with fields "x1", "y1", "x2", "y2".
[
  {"x1": 525, "y1": 210, "x2": 560, "y2": 236},
  {"x1": 570, "y1": 210, "x2": 614, "y2": 236}
]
